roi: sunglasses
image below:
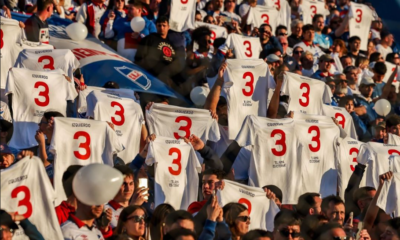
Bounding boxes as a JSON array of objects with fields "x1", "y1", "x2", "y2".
[
  {"x1": 279, "y1": 229, "x2": 301, "y2": 238},
  {"x1": 236, "y1": 216, "x2": 250, "y2": 222},
  {"x1": 333, "y1": 237, "x2": 349, "y2": 240},
  {"x1": 294, "y1": 50, "x2": 303, "y2": 54},
  {"x1": 278, "y1": 32, "x2": 288, "y2": 36},
  {"x1": 127, "y1": 215, "x2": 146, "y2": 223}
]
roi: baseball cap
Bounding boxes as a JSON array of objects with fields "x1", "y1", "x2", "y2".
[
  {"x1": 360, "y1": 76, "x2": 376, "y2": 86},
  {"x1": 265, "y1": 54, "x2": 281, "y2": 63},
  {"x1": 319, "y1": 54, "x2": 334, "y2": 62},
  {"x1": 0, "y1": 210, "x2": 19, "y2": 230},
  {"x1": 376, "y1": 121, "x2": 386, "y2": 129},
  {"x1": 0, "y1": 144, "x2": 13, "y2": 155}
]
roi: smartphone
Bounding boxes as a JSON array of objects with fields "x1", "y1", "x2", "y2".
[
  {"x1": 138, "y1": 178, "x2": 148, "y2": 200},
  {"x1": 355, "y1": 221, "x2": 363, "y2": 240},
  {"x1": 220, "y1": 16, "x2": 232, "y2": 23}
]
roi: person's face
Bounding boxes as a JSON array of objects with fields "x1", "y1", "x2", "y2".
[
  {"x1": 234, "y1": 210, "x2": 250, "y2": 236},
  {"x1": 388, "y1": 124, "x2": 400, "y2": 136},
  {"x1": 292, "y1": 24, "x2": 303, "y2": 37},
  {"x1": 205, "y1": 16, "x2": 214, "y2": 24},
  {"x1": 303, "y1": 30, "x2": 315, "y2": 42},
  {"x1": 277, "y1": 29, "x2": 288, "y2": 37},
  {"x1": 319, "y1": 59, "x2": 332, "y2": 72},
  {"x1": 0, "y1": 154, "x2": 14, "y2": 169},
  {"x1": 290, "y1": 0, "x2": 300, "y2": 9},
  {"x1": 156, "y1": 21, "x2": 170, "y2": 36},
  {"x1": 342, "y1": 57, "x2": 352, "y2": 68},
  {"x1": 202, "y1": 174, "x2": 218, "y2": 200},
  {"x1": 213, "y1": 0, "x2": 223, "y2": 9},
  {"x1": 344, "y1": 100, "x2": 354, "y2": 113},
  {"x1": 393, "y1": 54, "x2": 400, "y2": 65},
  {"x1": 360, "y1": 84, "x2": 374, "y2": 98},
  {"x1": 374, "y1": 71, "x2": 385, "y2": 82},
  {"x1": 333, "y1": 43, "x2": 341, "y2": 53},
  {"x1": 195, "y1": 13, "x2": 202, "y2": 21},
  {"x1": 302, "y1": 55, "x2": 314, "y2": 69},
  {"x1": 380, "y1": 226, "x2": 400, "y2": 240},
  {"x1": 314, "y1": 17, "x2": 324, "y2": 31},
  {"x1": 125, "y1": 209, "x2": 146, "y2": 237},
  {"x1": 115, "y1": 0, "x2": 125, "y2": 9},
  {"x1": 224, "y1": 0, "x2": 235, "y2": 11},
  {"x1": 0, "y1": 225, "x2": 13, "y2": 240},
  {"x1": 375, "y1": 128, "x2": 385, "y2": 139},
  {"x1": 91, "y1": 204, "x2": 104, "y2": 218},
  {"x1": 292, "y1": 48, "x2": 303, "y2": 61},
  {"x1": 325, "y1": 202, "x2": 345, "y2": 225},
  {"x1": 116, "y1": 176, "x2": 135, "y2": 202},
  {"x1": 346, "y1": 70, "x2": 358, "y2": 82},
  {"x1": 372, "y1": 20, "x2": 383, "y2": 30},
  {"x1": 386, "y1": 34, "x2": 394, "y2": 46},
  {"x1": 217, "y1": 104, "x2": 228, "y2": 126},
  {"x1": 274, "y1": 224, "x2": 301, "y2": 240},
  {"x1": 199, "y1": 35, "x2": 211, "y2": 48},
  {"x1": 350, "y1": 40, "x2": 361, "y2": 51},
  {"x1": 260, "y1": 26, "x2": 272, "y2": 40},
  {"x1": 279, "y1": 38, "x2": 289, "y2": 53},
  {"x1": 338, "y1": 77, "x2": 348, "y2": 89}
]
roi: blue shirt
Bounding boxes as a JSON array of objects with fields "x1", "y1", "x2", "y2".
[
  {"x1": 113, "y1": 16, "x2": 156, "y2": 41},
  {"x1": 372, "y1": 82, "x2": 385, "y2": 98},
  {"x1": 314, "y1": 32, "x2": 333, "y2": 49},
  {"x1": 354, "y1": 96, "x2": 378, "y2": 125}
]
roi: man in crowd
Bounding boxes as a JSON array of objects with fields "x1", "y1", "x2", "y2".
[
  {"x1": 273, "y1": 210, "x2": 302, "y2": 240},
  {"x1": 354, "y1": 77, "x2": 377, "y2": 126},
  {"x1": 75, "y1": 0, "x2": 107, "y2": 38},
  {"x1": 310, "y1": 54, "x2": 334, "y2": 80},
  {"x1": 288, "y1": 19, "x2": 303, "y2": 48},
  {"x1": 300, "y1": 51, "x2": 316, "y2": 77},
  {"x1": 312, "y1": 14, "x2": 332, "y2": 51},
  {"x1": 259, "y1": 23, "x2": 283, "y2": 56},
  {"x1": 296, "y1": 193, "x2": 322, "y2": 218},
  {"x1": 332, "y1": 74, "x2": 349, "y2": 105},
  {"x1": 278, "y1": 36, "x2": 298, "y2": 71},
  {"x1": 347, "y1": 36, "x2": 366, "y2": 65},
  {"x1": 294, "y1": 24, "x2": 324, "y2": 63},
  {"x1": 24, "y1": 0, "x2": 53, "y2": 43},
  {"x1": 371, "y1": 61, "x2": 387, "y2": 98},
  {"x1": 344, "y1": 66, "x2": 360, "y2": 95},
  {"x1": 376, "y1": 31, "x2": 394, "y2": 59},
  {"x1": 321, "y1": 196, "x2": 345, "y2": 225}
]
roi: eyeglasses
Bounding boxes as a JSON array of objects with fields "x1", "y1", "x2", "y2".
[
  {"x1": 278, "y1": 229, "x2": 301, "y2": 238},
  {"x1": 294, "y1": 50, "x2": 303, "y2": 54},
  {"x1": 276, "y1": 54, "x2": 284, "y2": 58},
  {"x1": 236, "y1": 216, "x2": 250, "y2": 222},
  {"x1": 127, "y1": 215, "x2": 146, "y2": 223},
  {"x1": 333, "y1": 237, "x2": 349, "y2": 240},
  {"x1": 278, "y1": 32, "x2": 288, "y2": 36}
]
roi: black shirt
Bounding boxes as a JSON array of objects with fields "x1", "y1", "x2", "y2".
[
  {"x1": 288, "y1": 34, "x2": 302, "y2": 48},
  {"x1": 24, "y1": 14, "x2": 49, "y2": 43}
]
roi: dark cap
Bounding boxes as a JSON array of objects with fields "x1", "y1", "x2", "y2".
[
  {"x1": 0, "y1": 210, "x2": 19, "y2": 230},
  {"x1": 0, "y1": 144, "x2": 13, "y2": 155}
]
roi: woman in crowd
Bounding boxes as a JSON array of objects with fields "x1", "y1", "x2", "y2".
[
  {"x1": 149, "y1": 203, "x2": 175, "y2": 240},
  {"x1": 115, "y1": 206, "x2": 148, "y2": 240},
  {"x1": 223, "y1": 203, "x2": 250, "y2": 240}
]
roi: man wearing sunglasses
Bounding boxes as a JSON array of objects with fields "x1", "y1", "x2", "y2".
[
  {"x1": 259, "y1": 23, "x2": 283, "y2": 57},
  {"x1": 273, "y1": 210, "x2": 301, "y2": 240},
  {"x1": 310, "y1": 54, "x2": 335, "y2": 80}
]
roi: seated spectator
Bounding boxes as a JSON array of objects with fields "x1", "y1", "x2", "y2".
[
  {"x1": 354, "y1": 77, "x2": 377, "y2": 126},
  {"x1": 272, "y1": 210, "x2": 301, "y2": 240},
  {"x1": 278, "y1": 36, "x2": 298, "y2": 71},
  {"x1": 339, "y1": 96, "x2": 367, "y2": 140},
  {"x1": 220, "y1": 0, "x2": 241, "y2": 24},
  {"x1": 275, "y1": 25, "x2": 288, "y2": 38},
  {"x1": 376, "y1": 30, "x2": 394, "y2": 60},
  {"x1": 0, "y1": 144, "x2": 15, "y2": 169},
  {"x1": 370, "y1": 18, "x2": 383, "y2": 45},
  {"x1": 310, "y1": 54, "x2": 334, "y2": 80},
  {"x1": 24, "y1": 0, "x2": 53, "y2": 43},
  {"x1": 207, "y1": 0, "x2": 223, "y2": 17},
  {"x1": 371, "y1": 61, "x2": 387, "y2": 98},
  {"x1": 321, "y1": 195, "x2": 345, "y2": 225},
  {"x1": 371, "y1": 122, "x2": 386, "y2": 143},
  {"x1": 386, "y1": 52, "x2": 400, "y2": 65},
  {"x1": 332, "y1": 74, "x2": 349, "y2": 104},
  {"x1": 340, "y1": 55, "x2": 352, "y2": 69},
  {"x1": 367, "y1": 40, "x2": 376, "y2": 59},
  {"x1": 312, "y1": 14, "x2": 332, "y2": 51},
  {"x1": 292, "y1": 46, "x2": 303, "y2": 66},
  {"x1": 300, "y1": 51, "x2": 315, "y2": 77},
  {"x1": 369, "y1": 52, "x2": 384, "y2": 63},
  {"x1": 288, "y1": 19, "x2": 303, "y2": 48},
  {"x1": 347, "y1": 36, "x2": 366, "y2": 65},
  {"x1": 75, "y1": 0, "x2": 107, "y2": 38},
  {"x1": 114, "y1": 206, "x2": 147, "y2": 239},
  {"x1": 344, "y1": 66, "x2": 359, "y2": 94},
  {"x1": 386, "y1": 115, "x2": 400, "y2": 137},
  {"x1": 259, "y1": 23, "x2": 283, "y2": 57},
  {"x1": 294, "y1": 24, "x2": 324, "y2": 63},
  {"x1": 266, "y1": 54, "x2": 282, "y2": 76}
]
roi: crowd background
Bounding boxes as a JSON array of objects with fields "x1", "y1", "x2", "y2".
[{"x1": 1, "y1": 0, "x2": 400, "y2": 239}]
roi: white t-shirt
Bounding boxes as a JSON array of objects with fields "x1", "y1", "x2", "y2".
[
  {"x1": 0, "y1": 156, "x2": 63, "y2": 240},
  {"x1": 224, "y1": 59, "x2": 269, "y2": 139},
  {"x1": 388, "y1": 133, "x2": 400, "y2": 146},
  {"x1": 0, "y1": 100, "x2": 12, "y2": 123},
  {"x1": 50, "y1": 117, "x2": 123, "y2": 205},
  {"x1": 61, "y1": 217, "x2": 105, "y2": 240},
  {"x1": 235, "y1": 115, "x2": 302, "y2": 204},
  {"x1": 75, "y1": 2, "x2": 106, "y2": 38},
  {"x1": 281, "y1": 72, "x2": 332, "y2": 115},
  {"x1": 169, "y1": 0, "x2": 196, "y2": 32},
  {"x1": 221, "y1": 11, "x2": 242, "y2": 24},
  {"x1": 300, "y1": 0, "x2": 329, "y2": 25},
  {"x1": 376, "y1": 44, "x2": 393, "y2": 60},
  {"x1": 14, "y1": 49, "x2": 80, "y2": 81},
  {"x1": 337, "y1": 137, "x2": 363, "y2": 199},
  {"x1": 357, "y1": 142, "x2": 400, "y2": 189},
  {"x1": 217, "y1": 180, "x2": 280, "y2": 231},
  {"x1": 390, "y1": 155, "x2": 400, "y2": 173},
  {"x1": 86, "y1": 90, "x2": 144, "y2": 163},
  {"x1": 293, "y1": 41, "x2": 324, "y2": 64},
  {"x1": 5, "y1": 68, "x2": 77, "y2": 149},
  {"x1": 194, "y1": 21, "x2": 228, "y2": 45},
  {"x1": 219, "y1": 33, "x2": 262, "y2": 59},
  {"x1": 376, "y1": 172, "x2": 400, "y2": 217},
  {"x1": 246, "y1": 5, "x2": 279, "y2": 31},
  {"x1": 146, "y1": 136, "x2": 201, "y2": 210},
  {"x1": 293, "y1": 112, "x2": 340, "y2": 198},
  {"x1": 104, "y1": 201, "x2": 124, "y2": 229},
  {"x1": 383, "y1": 61, "x2": 399, "y2": 91},
  {"x1": 322, "y1": 105, "x2": 358, "y2": 139},
  {"x1": 348, "y1": 2, "x2": 374, "y2": 51}
]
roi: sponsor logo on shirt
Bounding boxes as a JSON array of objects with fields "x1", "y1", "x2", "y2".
[
  {"x1": 114, "y1": 66, "x2": 151, "y2": 90},
  {"x1": 35, "y1": 50, "x2": 53, "y2": 54},
  {"x1": 158, "y1": 42, "x2": 175, "y2": 62},
  {"x1": 72, "y1": 123, "x2": 91, "y2": 127},
  {"x1": 310, "y1": 156, "x2": 320, "y2": 163},
  {"x1": 267, "y1": 123, "x2": 283, "y2": 126},
  {"x1": 305, "y1": 119, "x2": 319, "y2": 123},
  {"x1": 347, "y1": 141, "x2": 358, "y2": 144},
  {"x1": 242, "y1": 66, "x2": 255, "y2": 68},
  {"x1": 168, "y1": 180, "x2": 180, "y2": 187},
  {"x1": 165, "y1": 140, "x2": 181, "y2": 144},
  {"x1": 8, "y1": 175, "x2": 28, "y2": 185},
  {"x1": 243, "y1": 100, "x2": 252, "y2": 107},
  {"x1": 32, "y1": 74, "x2": 48, "y2": 79},
  {"x1": 174, "y1": 110, "x2": 194, "y2": 114},
  {"x1": 239, "y1": 188, "x2": 255, "y2": 197}
]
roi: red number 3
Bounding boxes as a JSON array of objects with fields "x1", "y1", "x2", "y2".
[
  {"x1": 11, "y1": 186, "x2": 33, "y2": 218},
  {"x1": 261, "y1": 14, "x2": 269, "y2": 24},
  {"x1": 308, "y1": 126, "x2": 321, "y2": 152},
  {"x1": 335, "y1": 113, "x2": 345, "y2": 129},
  {"x1": 168, "y1": 147, "x2": 182, "y2": 175},
  {"x1": 34, "y1": 81, "x2": 50, "y2": 107},
  {"x1": 174, "y1": 116, "x2": 192, "y2": 139},
  {"x1": 0, "y1": 29, "x2": 4, "y2": 49},
  {"x1": 349, "y1": 147, "x2": 359, "y2": 171},
  {"x1": 242, "y1": 72, "x2": 254, "y2": 97},
  {"x1": 271, "y1": 129, "x2": 286, "y2": 157},
  {"x1": 38, "y1": 55, "x2": 55, "y2": 70},
  {"x1": 299, "y1": 83, "x2": 310, "y2": 107},
  {"x1": 310, "y1": 5, "x2": 317, "y2": 18},
  {"x1": 243, "y1": 41, "x2": 252, "y2": 58},
  {"x1": 111, "y1": 101, "x2": 125, "y2": 126},
  {"x1": 74, "y1": 131, "x2": 91, "y2": 160},
  {"x1": 355, "y1": 9, "x2": 362, "y2": 23}
]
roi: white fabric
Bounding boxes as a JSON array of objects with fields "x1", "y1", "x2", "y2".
[
  {"x1": 194, "y1": 21, "x2": 228, "y2": 44},
  {"x1": 281, "y1": 72, "x2": 332, "y2": 115},
  {"x1": 376, "y1": 44, "x2": 393, "y2": 60},
  {"x1": 50, "y1": 117, "x2": 123, "y2": 205},
  {"x1": 0, "y1": 156, "x2": 63, "y2": 239},
  {"x1": 146, "y1": 136, "x2": 201, "y2": 210},
  {"x1": 383, "y1": 61, "x2": 400, "y2": 91},
  {"x1": 0, "y1": 101, "x2": 12, "y2": 123},
  {"x1": 300, "y1": 0, "x2": 329, "y2": 25},
  {"x1": 75, "y1": 2, "x2": 106, "y2": 38},
  {"x1": 5, "y1": 68, "x2": 77, "y2": 149},
  {"x1": 376, "y1": 172, "x2": 400, "y2": 217},
  {"x1": 104, "y1": 203, "x2": 123, "y2": 229},
  {"x1": 169, "y1": 0, "x2": 196, "y2": 32},
  {"x1": 217, "y1": 180, "x2": 280, "y2": 231},
  {"x1": 61, "y1": 220, "x2": 105, "y2": 240},
  {"x1": 293, "y1": 41, "x2": 325, "y2": 64},
  {"x1": 390, "y1": 155, "x2": 400, "y2": 173},
  {"x1": 337, "y1": 137, "x2": 363, "y2": 199},
  {"x1": 221, "y1": 11, "x2": 242, "y2": 24},
  {"x1": 224, "y1": 59, "x2": 269, "y2": 139},
  {"x1": 246, "y1": 5, "x2": 279, "y2": 31},
  {"x1": 86, "y1": 90, "x2": 144, "y2": 163},
  {"x1": 14, "y1": 49, "x2": 80, "y2": 81},
  {"x1": 357, "y1": 142, "x2": 400, "y2": 189},
  {"x1": 322, "y1": 105, "x2": 358, "y2": 139},
  {"x1": 235, "y1": 115, "x2": 301, "y2": 204},
  {"x1": 388, "y1": 133, "x2": 400, "y2": 146},
  {"x1": 219, "y1": 33, "x2": 262, "y2": 59},
  {"x1": 348, "y1": 2, "x2": 375, "y2": 51},
  {"x1": 293, "y1": 112, "x2": 340, "y2": 198}
]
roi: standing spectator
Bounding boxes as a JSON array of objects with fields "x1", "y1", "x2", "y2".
[
  {"x1": 347, "y1": 36, "x2": 366, "y2": 65},
  {"x1": 272, "y1": 210, "x2": 302, "y2": 240},
  {"x1": 259, "y1": 23, "x2": 283, "y2": 56},
  {"x1": 114, "y1": 206, "x2": 147, "y2": 239},
  {"x1": 354, "y1": 77, "x2": 377, "y2": 126},
  {"x1": 310, "y1": 54, "x2": 334, "y2": 80},
  {"x1": 294, "y1": 24, "x2": 324, "y2": 63},
  {"x1": 321, "y1": 196, "x2": 345, "y2": 225},
  {"x1": 24, "y1": 0, "x2": 53, "y2": 43},
  {"x1": 370, "y1": 19, "x2": 383, "y2": 44},
  {"x1": 75, "y1": 0, "x2": 107, "y2": 38},
  {"x1": 376, "y1": 31, "x2": 394, "y2": 60},
  {"x1": 332, "y1": 74, "x2": 349, "y2": 105},
  {"x1": 100, "y1": 0, "x2": 127, "y2": 40},
  {"x1": 220, "y1": 0, "x2": 241, "y2": 24},
  {"x1": 371, "y1": 62, "x2": 387, "y2": 98},
  {"x1": 278, "y1": 36, "x2": 298, "y2": 71},
  {"x1": 275, "y1": 25, "x2": 288, "y2": 37},
  {"x1": 313, "y1": 14, "x2": 332, "y2": 51},
  {"x1": 288, "y1": 19, "x2": 303, "y2": 48},
  {"x1": 300, "y1": 51, "x2": 315, "y2": 77},
  {"x1": 111, "y1": 0, "x2": 156, "y2": 61},
  {"x1": 344, "y1": 66, "x2": 360, "y2": 94}
]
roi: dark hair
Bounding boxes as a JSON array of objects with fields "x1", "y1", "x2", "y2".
[
  {"x1": 103, "y1": 81, "x2": 120, "y2": 89},
  {"x1": 380, "y1": 30, "x2": 392, "y2": 40},
  {"x1": 223, "y1": 202, "x2": 248, "y2": 238},
  {"x1": 314, "y1": 222, "x2": 343, "y2": 240},
  {"x1": 297, "y1": 193, "x2": 320, "y2": 217},
  {"x1": 386, "y1": 114, "x2": 400, "y2": 128},
  {"x1": 165, "y1": 210, "x2": 194, "y2": 228},
  {"x1": 373, "y1": 61, "x2": 387, "y2": 75},
  {"x1": 338, "y1": 96, "x2": 355, "y2": 108},
  {"x1": 312, "y1": 14, "x2": 324, "y2": 23},
  {"x1": 348, "y1": 36, "x2": 361, "y2": 44},
  {"x1": 369, "y1": 52, "x2": 382, "y2": 63},
  {"x1": 386, "y1": 52, "x2": 399, "y2": 64},
  {"x1": 274, "y1": 209, "x2": 302, "y2": 229},
  {"x1": 63, "y1": 165, "x2": 83, "y2": 197},
  {"x1": 387, "y1": 217, "x2": 400, "y2": 237},
  {"x1": 156, "y1": 16, "x2": 169, "y2": 24},
  {"x1": 355, "y1": 56, "x2": 368, "y2": 67},
  {"x1": 203, "y1": 14, "x2": 213, "y2": 22},
  {"x1": 340, "y1": 55, "x2": 351, "y2": 63},
  {"x1": 343, "y1": 65, "x2": 357, "y2": 74},
  {"x1": 243, "y1": 229, "x2": 272, "y2": 240},
  {"x1": 321, "y1": 195, "x2": 344, "y2": 214},
  {"x1": 202, "y1": 169, "x2": 224, "y2": 180},
  {"x1": 263, "y1": 185, "x2": 283, "y2": 203},
  {"x1": 114, "y1": 205, "x2": 147, "y2": 235},
  {"x1": 260, "y1": 23, "x2": 273, "y2": 32},
  {"x1": 302, "y1": 24, "x2": 314, "y2": 34},
  {"x1": 192, "y1": 26, "x2": 212, "y2": 43},
  {"x1": 275, "y1": 25, "x2": 287, "y2": 36},
  {"x1": 353, "y1": 186, "x2": 376, "y2": 203},
  {"x1": 150, "y1": 204, "x2": 175, "y2": 240},
  {"x1": 114, "y1": 165, "x2": 135, "y2": 179},
  {"x1": 37, "y1": 0, "x2": 53, "y2": 12},
  {"x1": 213, "y1": 37, "x2": 226, "y2": 49},
  {"x1": 43, "y1": 111, "x2": 64, "y2": 120},
  {"x1": 131, "y1": 0, "x2": 143, "y2": 8},
  {"x1": 301, "y1": 215, "x2": 329, "y2": 240},
  {"x1": 164, "y1": 228, "x2": 196, "y2": 240}
]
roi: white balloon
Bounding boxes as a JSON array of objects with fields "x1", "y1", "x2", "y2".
[
  {"x1": 190, "y1": 86, "x2": 210, "y2": 107},
  {"x1": 66, "y1": 23, "x2": 88, "y2": 41},
  {"x1": 73, "y1": 164, "x2": 123, "y2": 206},
  {"x1": 130, "y1": 17, "x2": 145, "y2": 32},
  {"x1": 374, "y1": 99, "x2": 391, "y2": 117}
]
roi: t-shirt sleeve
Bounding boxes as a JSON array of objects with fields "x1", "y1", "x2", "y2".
[
  {"x1": 106, "y1": 124, "x2": 124, "y2": 154},
  {"x1": 145, "y1": 141, "x2": 156, "y2": 165},
  {"x1": 85, "y1": 93, "x2": 96, "y2": 119},
  {"x1": 235, "y1": 116, "x2": 255, "y2": 147},
  {"x1": 65, "y1": 76, "x2": 79, "y2": 101},
  {"x1": 323, "y1": 84, "x2": 333, "y2": 104},
  {"x1": 5, "y1": 70, "x2": 15, "y2": 95},
  {"x1": 207, "y1": 118, "x2": 221, "y2": 142}
]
